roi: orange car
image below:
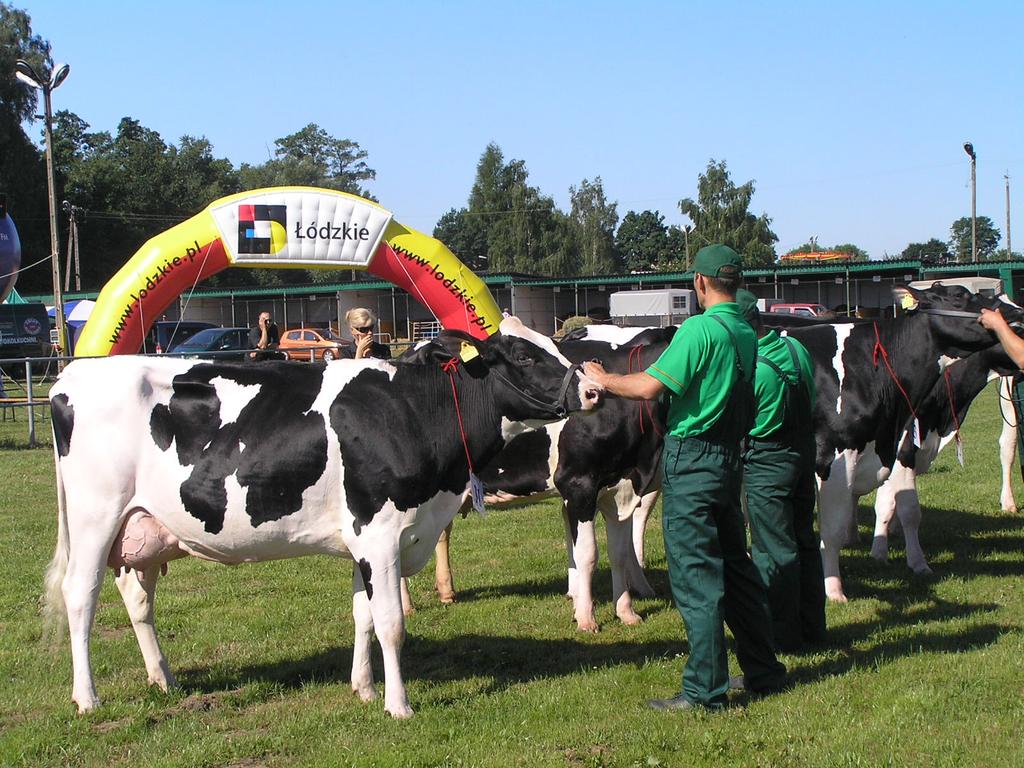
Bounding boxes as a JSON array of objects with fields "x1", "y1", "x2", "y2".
[{"x1": 278, "y1": 327, "x2": 352, "y2": 361}]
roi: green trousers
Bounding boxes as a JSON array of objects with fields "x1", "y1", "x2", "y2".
[
  {"x1": 743, "y1": 439, "x2": 827, "y2": 651},
  {"x1": 662, "y1": 434, "x2": 787, "y2": 707}
]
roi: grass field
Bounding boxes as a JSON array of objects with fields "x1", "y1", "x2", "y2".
[{"x1": 1, "y1": 381, "x2": 1023, "y2": 767}]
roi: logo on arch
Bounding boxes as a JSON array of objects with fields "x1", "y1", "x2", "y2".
[{"x1": 237, "y1": 204, "x2": 287, "y2": 255}]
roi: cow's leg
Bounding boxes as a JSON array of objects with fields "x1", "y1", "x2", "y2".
[
  {"x1": 564, "y1": 489, "x2": 601, "y2": 632},
  {"x1": 561, "y1": 504, "x2": 579, "y2": 602},
  {"x1": 630, "y1": 489, "x2": 657, "y2": 571},
  {"x1": 351, "y1": 564, "x2": 378, "y2": 703},
  {"x1": 114, "y1": 566, "x2": 177, "y2": 692},
  {"x1": 870, "y1": 479, "x2": 897, "y2": 563},
  {"x1": 598, "y1": 491, "x2": 642, "y2": 626},
  {"x1": 998, "y1": 389, "x2": 1018, "y2": 513},
  {"x1": 433, "y1": 521, "x2": 456, "y2": 604},
  {"x1": 817, "y1": 471, "x2": 853, "y2": 603},
  {"x1": 399, "y1": 577, "x2": 414, "y2": 616},
  {"x1": 352, "y1": 545, "x2": 411, "y2": 718},
  {"x1": 63, "y1": 524, "x2": 118, "y2": 712},
  {"x1": 608, "y1": 482, "x2": 656, "y2": 601},
  {"x1": 889, "y1": 464, "x2": 931, "y2": 575}
]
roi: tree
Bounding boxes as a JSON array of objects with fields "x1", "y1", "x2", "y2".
[
  {"x1": 678, "y1": 159, "x2": 777, "y2": 268},
  {"x1": 53, "y1": 114, "x2": 240, "y2": 288},
  {"x1": 0, "y1": 2, "x2": 52, "y2": 292},
  {"x1": 569, "y1": 177, "x2": 619, "y2": 275},
  {"x1": 901, "y1": 238, "x2": 951, "y2": 262},
  {"x1": 615, "y1": 210, "x2": 683, "y2": 271},
  {"x1": 949, "y1": 216, "x2": 1000, "y2": 262},
  {"x1": 239, "y1": 123, "x2": 375, "y2": 196},
  {"x1": 435, "y1": 143, "x2": 575, "y2": 275}
]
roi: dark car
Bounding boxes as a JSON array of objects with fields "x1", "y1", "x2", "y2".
[
  {"x1": 171, "y1": 327, "x2": 252, "y2": 361},
  {"x1": 142, "y1": 320, "x2": 217, "y2": 354}
]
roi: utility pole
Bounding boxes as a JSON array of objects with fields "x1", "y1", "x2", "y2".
[
  {"x1": 62, "y1": 201, "x2": 82, "y2": 291},
  {"x1": 1006, "y1": 174, "x2": 1012, "y2": 260},
  {"x1": 964, "y1": 142, "x2": 977, "y2": 262}
]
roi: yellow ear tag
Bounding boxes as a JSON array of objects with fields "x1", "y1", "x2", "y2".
[
  {"x1": 459, "y1": 341, "x2": 480, "y2": 363},
  {"x1": 900, "y1": 293, "x2": 918, "y2": 311}
]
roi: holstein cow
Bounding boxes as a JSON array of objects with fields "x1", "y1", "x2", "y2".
[
  {"x1": 418, "y1": 325, "x2": 673, "y2": 631},
  {"x1": 869, "y1": 350, "x2": 1019, "y2": 572},
  {"x1": 772, "y1": 284, "x2": 1024, "y2": 602},
  {"x1": 44, "y1": 318, "x2": 602, "y2": 718}
]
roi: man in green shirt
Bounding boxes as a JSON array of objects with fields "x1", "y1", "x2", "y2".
[
  {"x1": 736, "y1": 290, "x2": 826, "y2": 652},
  {"x1": 583, "y1": 245, "x2": 785, "y2": 711}
]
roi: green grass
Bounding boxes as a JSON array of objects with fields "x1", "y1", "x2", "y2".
[{"x1": 2, "y1": 381, "x2": 1024, "y2": 767}]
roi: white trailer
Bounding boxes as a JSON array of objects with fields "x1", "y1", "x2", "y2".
[{"x1": 609, "y1": 289, "x2": 696, "y2": 326}]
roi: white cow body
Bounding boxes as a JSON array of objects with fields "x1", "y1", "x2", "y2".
[{"x1": 46, "y1": 319, "x2": 601, "y2": 718}]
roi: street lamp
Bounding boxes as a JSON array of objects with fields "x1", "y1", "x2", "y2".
[
  {"x1": 964, "y1": 141, "x2": 977, "y2": 263},
  {"x1": 15, "y1": 58, "x2": 70, "y2": 354}
]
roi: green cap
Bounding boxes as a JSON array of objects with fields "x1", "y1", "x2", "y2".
[
  {"x1": 692, "y1": 244, "x2": 743, "y2": 278},
  {"x1": 735, "y1": 288, "x2": 759, "y2": 323}
]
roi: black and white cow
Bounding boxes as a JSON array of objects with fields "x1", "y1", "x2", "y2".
[
  {"x1": 869, "y1": 348, "x2": 1018, "y2": 573},
  {"x1": 44, "y1": 318, "x2": 602, "y2": 718},
  {"x1": 773, "y1": 284, "x2": 1024, "y2": 602},
  {"x1": 417, "y1": 325, "x2": 673, "y2": 631}
]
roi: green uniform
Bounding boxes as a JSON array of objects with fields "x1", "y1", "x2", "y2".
[
  {"x1": 743, "y1": 331, "x2": 826, "y2": 651},
  {"x1": 647, "y1": 303, "x2": 786, "y2": 707}
]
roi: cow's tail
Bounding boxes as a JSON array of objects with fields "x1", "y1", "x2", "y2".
[{"x1": 42, "y1": 451, "x2": 70, "y2": 637}]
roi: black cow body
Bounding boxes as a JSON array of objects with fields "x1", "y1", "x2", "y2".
[
  {"x1": 869, "y1": 343, "x2": 1018, "y2": 572},
  {"x1": 767, "y1": 285, "x2": 1023, "y2": 601},
  {"x1": 424, "y1": 326, "x2": 675, "y2": 631}
]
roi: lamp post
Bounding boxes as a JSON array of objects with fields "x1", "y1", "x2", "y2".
[
  {"x1": 15, "y1": 59, "x2": 70, "y2": 355},
  {"x1": 964, "y1": 141, "x2": 977, "y2": 263}
]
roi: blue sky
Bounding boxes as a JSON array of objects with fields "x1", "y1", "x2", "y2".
[{"x1": 22, "y1": 0, "x2": 1024, "y2": 259}]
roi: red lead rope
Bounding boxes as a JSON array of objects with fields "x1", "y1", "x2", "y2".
[
  {"x1": 872, "y1": 321, "x2": 921, "y2": 442},
  {"x1": 442, "y1": 357, "x2": 476, "y2": 474},
  {"x1": 628, "y1": 345, "x2": 663, "y2": 438}
]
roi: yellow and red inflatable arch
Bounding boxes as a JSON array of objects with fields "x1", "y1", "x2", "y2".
[{"x1": 74, "y1": 187, "x2": 502, "y2": 356}]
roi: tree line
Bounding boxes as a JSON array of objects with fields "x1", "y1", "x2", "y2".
[{"x1": 0, "y1": 3, "x2": 1014, "y2": 296}]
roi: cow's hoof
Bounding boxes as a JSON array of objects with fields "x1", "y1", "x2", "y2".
[
  {"x1": 824, "y1": 577, "x2": 848, "y2": 603},
  {"x1": 1002, "y1": 505, "x2": 1018, "y2": 515},
  {"x1": 353, "y1": 684, "x2": 378, "y2": 703},
  {"x1": 74, "y1": 696, "x2": 100, "y2": 714},
  {"x1": 618, "y1": 610, "x2": 643, "y2": 626},
  {"x1": 148, "y1": 671, "x2": 178, "y2": 692},
  {"x1": 402, "y1": 605, "x2": 416, "y2": 618},
  {"x1": 869, "y1": 540, "x2": 890, "y2": 563},
  {"x1": 910, "y1": 563, "x2": 933, "y2": 576},
  {"x1": 576, "y1": 617, "x2": 600, "y2": 633},
  {"x1": 386, "y1": 701, "x2": 413, "y2": 719},
  {"x1": 437, "y1": 591, "x2": 457, "y2": 605}
]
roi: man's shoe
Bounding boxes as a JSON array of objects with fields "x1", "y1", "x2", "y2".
[{"x1": 647, "y1": 694, "x2": 723, "y2": 712}]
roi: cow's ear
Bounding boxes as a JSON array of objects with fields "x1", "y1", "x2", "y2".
[{"x1": 893, "y1": 286, "x2": 920, "y2": 312}]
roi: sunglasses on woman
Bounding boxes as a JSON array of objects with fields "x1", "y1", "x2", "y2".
[{"x1": 353, "y1": 325, "x2": 374, "y2": 334}]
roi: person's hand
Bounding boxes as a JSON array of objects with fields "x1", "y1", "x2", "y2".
[
  {"x1": 355, "y1": 334, "x2": 373, "y2": 359},
  {"x1": 582, "y1": 360, "x2": 608, "y2": 384},
  {"x1": 980, "y1": 308, "x2": 1009, "y2": 333}
]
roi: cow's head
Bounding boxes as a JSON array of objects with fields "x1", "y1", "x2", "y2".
[
  {"x1": 895, "y1": 283, "x2": 1024, "y2": 358},
  {"x1": 409, "y1": 319, "x2": 603, "y2": 421}
]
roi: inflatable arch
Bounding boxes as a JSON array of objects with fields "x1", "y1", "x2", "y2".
[{"x1": 74, "y1": 187, "x2": 502, "y2": 356}]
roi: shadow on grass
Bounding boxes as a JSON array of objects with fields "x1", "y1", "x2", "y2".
[
  {"x1": 174, "y1": 633, "x2": 686, "y2": 697},
  {"x1": 162, "y1": 502, "x2": 1021, "y2": 702}
]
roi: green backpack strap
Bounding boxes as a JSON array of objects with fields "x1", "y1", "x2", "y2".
[{"x1": 709, "y1": 314, "x2": 753, "y2": 381}]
